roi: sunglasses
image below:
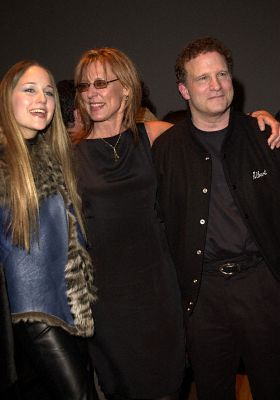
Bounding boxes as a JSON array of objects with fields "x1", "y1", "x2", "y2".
[{"x1": 76, "y1": 78, "x2": 119, "y2": 92}]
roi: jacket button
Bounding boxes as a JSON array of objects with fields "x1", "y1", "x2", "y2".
[
  {"x1": 193, "y1": 279, "x2": 198, "y2": 284},
  {"x1": 200, "y1": 219, "x2": 206, "y2": 225},
  {"x1": 205, "y1": 156, "x2": 210, "y2": 161},
  {"x1": 202, "y1": 188, "x2": 208, "y2": 194},
  {"x1": 196, "y1": 249, "x2": 202, "y2": 255}
]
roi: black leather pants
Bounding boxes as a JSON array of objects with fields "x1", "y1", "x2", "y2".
[{"x1": 13, "y1": 322, "x2": 98, "y2": 400}]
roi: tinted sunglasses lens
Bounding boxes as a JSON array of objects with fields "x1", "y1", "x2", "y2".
[
  {"x1": 94, "y1": 79, "x2": 107, "y2": 89},
  {"x1": 77, "y1": 83, "x2": 90, "y2": 92}
]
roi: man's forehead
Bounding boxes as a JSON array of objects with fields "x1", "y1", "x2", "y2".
[{"x1": 184, "y1": 51, "x2": 228, "y2": 72}]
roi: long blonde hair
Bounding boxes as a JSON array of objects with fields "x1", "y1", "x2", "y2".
[
  {"x1": 0, "y1": 60, "x2": 85, "y2": 250},
  {"x1": 73, "y1": 47, "x2": 142, "y2": 142}
]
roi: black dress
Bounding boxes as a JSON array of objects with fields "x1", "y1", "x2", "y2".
[{"x1": 74, "y1": 124, "x2": 185, "y2": 398}]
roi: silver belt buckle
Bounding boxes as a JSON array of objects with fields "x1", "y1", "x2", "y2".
[{"x1": 218, "y1": 262, "x2": 236, "y2": 276}]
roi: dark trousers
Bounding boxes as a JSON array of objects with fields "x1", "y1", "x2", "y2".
[
  {"x1": 13, "y1": 322, "x2": 98, "y2": 400},
  {"x1": 0, "y1": 266, "x2": 18, "y2": 397},
  {"x1": 186, "y1": 261, "x2": 280, "y2": 400}
]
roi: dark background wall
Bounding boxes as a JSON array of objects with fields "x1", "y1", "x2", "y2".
[{"x1": 1, "y1": 0, "x2": 279, "y2": 119}]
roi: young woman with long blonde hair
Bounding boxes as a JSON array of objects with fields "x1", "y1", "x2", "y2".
[{"x1": 0, "y1": 60, "x2": 97, "y2": 400}]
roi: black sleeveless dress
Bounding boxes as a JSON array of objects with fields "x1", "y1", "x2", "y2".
[{"x1": 74, "y1": 124, "x2": 185, "y2": 398}]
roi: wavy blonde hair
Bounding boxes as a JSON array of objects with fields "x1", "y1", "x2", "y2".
[
  {"x1": 73, "y1": 47, "x2": 142, "y2": 142},
  {"x1": 0, "y1": 60, "x2": 85, "y2": 250}
]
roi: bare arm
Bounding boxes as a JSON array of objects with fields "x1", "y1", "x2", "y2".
[
  {"x1": 145, "y1": 110, "x2": 280, "y2": 149},
  {"x1": 144, "y1": 121, "x2": 173, "y2": 146}
]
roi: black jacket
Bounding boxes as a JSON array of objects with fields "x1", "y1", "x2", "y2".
[{"x1": 152, "y1": 109, "x2": 280, "y2": 316}]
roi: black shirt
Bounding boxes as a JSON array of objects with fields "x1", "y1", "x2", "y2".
[{"x1": 193, "y1": 124, "x2": 259, "y2": 263}]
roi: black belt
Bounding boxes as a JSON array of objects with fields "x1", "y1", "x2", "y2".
[{"x1": 203, "y1": 255, "x2": 263, "y2": 277}]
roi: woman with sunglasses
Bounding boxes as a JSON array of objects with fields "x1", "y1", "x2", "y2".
[
  {"x1": 0, "y1": 60, "x2": 97, "y2": 400},
  {"x1": 73, "y1": 48, "x2": 185, "y2": 400}
]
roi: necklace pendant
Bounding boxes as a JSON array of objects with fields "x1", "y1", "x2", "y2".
[
  {"x1": 113, "y1": 148, "x2": 120, "y2": 162},
  {"x1": 100, "y1": 133, "x2": 122, "y2": 162}
]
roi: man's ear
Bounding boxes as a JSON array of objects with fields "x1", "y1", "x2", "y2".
[{"x1": 178, "y1": 82, "x2": 190, "y2": 101}]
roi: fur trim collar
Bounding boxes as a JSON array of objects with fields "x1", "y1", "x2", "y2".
[{"x1": 1, "y1": 133, "x2": 97, "y2": 337}]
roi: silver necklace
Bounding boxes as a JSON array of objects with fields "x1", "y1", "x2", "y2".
[{"x1": 100, "y1": 132, "x2": 123, "y2": 162}]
